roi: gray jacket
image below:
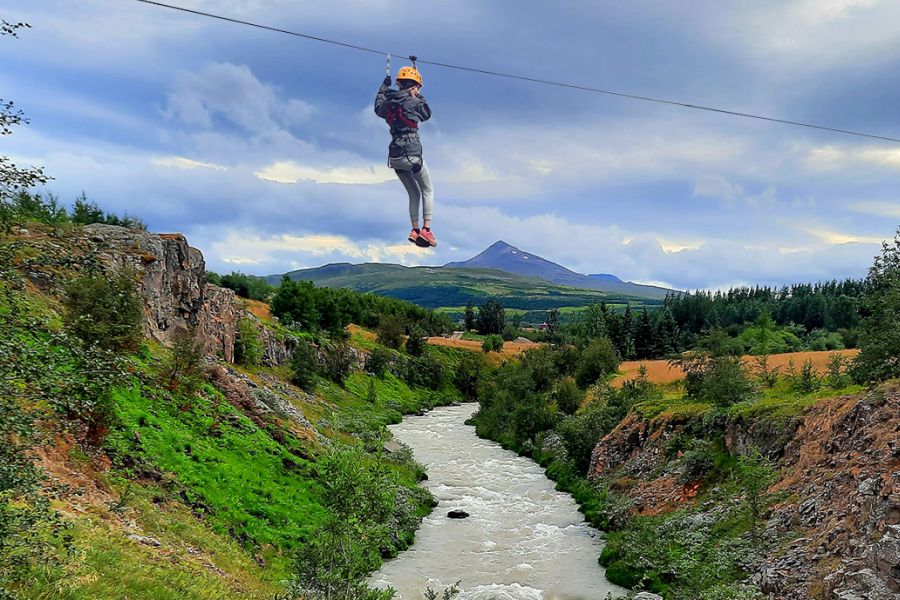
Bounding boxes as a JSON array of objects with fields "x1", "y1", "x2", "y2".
[{"x1": 374, "y1": 81, "x2": 432, "y2": 159}]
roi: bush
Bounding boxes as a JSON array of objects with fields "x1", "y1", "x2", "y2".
[
  {"x1": 404, "y1": 324, "x2": 427, "y2": 357},
  {"x1": 556, "y1": 383, "x2": 644, "y2": 474},
  {"x1": 290, "y1": 340, "x2": 319, "y2": 392},
  {"x1": 678, "y1": 439, "x2": 715, "y2": 484},
  {"x1": 792, "y1": 359, "x2": 821, "y2": 394},
  {"x1": 234, "y1": 317, "x2": 263, "y2": 366},
  {"x1": 482, "y1": 334, "x2": 504, "y2": 353},
  {"x1": 453, "y1": 353, "x2": 484, "y2": 401},
  {"x1": 402, "y1": 355, "x2": 445, "y2": 390},
  {"x1": 551, "y1": 376, "x2": 583, "y2": 416},
  {"x1": 365, "y1": 346, "x2": 395, "y2": 378},
  {"x1": 575, "y1": 337, "x2": 619, "y2": 388},
  {"x1": 159, "y1": 328, "x2": 207, "y2": 398},
  {"x1": 376, "y1": 315, "x2": 404, "y2": 351},
  {"x1": 826, "y1": 352, "x2": 849, "y2": 389},
  {"x1": 501, "y1": 324, "x2": 519, "y2": 342},
  {"x1": 699, "y1": 356, "x2": 757, "y2": 407},
  {"x1": 321, "y1": 342, "x2": 355, "y2": 387},
  {"x1": 64, "y1": 270, "x2": 143, "y2": 351}
]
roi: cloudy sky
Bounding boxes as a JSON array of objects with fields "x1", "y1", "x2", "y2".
[{"x1": 4, "y1": 0, "x2": 900, "y2": 289}]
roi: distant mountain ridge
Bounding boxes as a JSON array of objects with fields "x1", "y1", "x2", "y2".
[{"x1": 444, "y1": 240, "x2": 671, "y2": 299}]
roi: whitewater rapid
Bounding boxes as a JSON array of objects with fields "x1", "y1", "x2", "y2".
[{"x1": 370, "y1": 404, "x2": 625, "y2": 600}]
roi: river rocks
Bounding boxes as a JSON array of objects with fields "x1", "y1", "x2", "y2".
[
  {"x1": 632, "y1": 593, "x2": 663, "y2": 600},
  {"x1": 447, "y1": 510, "x2": 469, "y2": 519}
]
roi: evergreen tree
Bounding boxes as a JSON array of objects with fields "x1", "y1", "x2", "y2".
[
  {"x1": 633, "y1": 309, "x2": 655, "y2": 359},
  {"x1": 463, "y1": 302, "x2": 476, "y2": 331},
  {"x1": 852, "y1": 229, "x2": 900, "y2": 382},
  {"x1": 657, "y1": 307, "x2": 678, "y2": 355},
  {"x1": 546, "y1": 307, "x2": 561, "y2": 343}
]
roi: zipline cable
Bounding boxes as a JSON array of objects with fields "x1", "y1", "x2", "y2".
[{"x1": 134, "y1": 0, "x2": 900, "y2": 144}]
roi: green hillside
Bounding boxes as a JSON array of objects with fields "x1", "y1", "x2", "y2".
[{"x1": 270, "y1": 263, "x2": 664, "y2": 313}]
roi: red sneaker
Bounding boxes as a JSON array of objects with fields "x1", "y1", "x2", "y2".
[
  {"x1": 408, "y1": 229, "x2": 420, "y2": 244},
  {"x1": 417, "y1": 228, "x2": 437, "y2": 247}
]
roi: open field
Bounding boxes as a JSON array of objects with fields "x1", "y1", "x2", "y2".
[
  {"x1": 426, "y1": 335, "x2": 539, "y2": 363},
  {"x1": 614, "y1": 349, "x2": 860, "y2": 386}
]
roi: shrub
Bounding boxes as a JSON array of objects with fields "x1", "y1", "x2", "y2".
[
  {"x1": 159, "y1": 328, "x2": 207, "y2": 397},
  {"x1": 699, "y1": 356, "x2": 757, "y2": 407},
  {"x1": 290, "y1": 340, "x2": 319, "y2": 392},
  {"x1": 501, "y1": 324, "x2": 519, "y2": 342},
  {"x1": 404, "y1": 324, "x2": 427, "y2": 357},
  {"x1": 792, "y1": 359, "x2": 821, "y2": 394},
  {"x1": 482, "y1": 334, "x2": 504, "y2": 353},
  {"x1": 736, "y1": 449, "x2": 776, "y2": 542},
  {"x1": 64, "y1": 270, "x2": 143, "y2": 351},
  {"x1": 402, "y1": 355, "x2": 445, "y2": 390},
  {"x1": 366, "y1": 378, "x2": 377, "y2": 404},
  {"x1": 678, "y1": 439, "x2": 715, "y2": 484},
  {"x1": 551, "y1": 376, "x2": 583, "y2": 416},
  {"x1": 376, "y1": 315, "x2": 404, "y2": 351},
  {"x1": 365, "y1": 346, "x2": 394, "y2": 378},
  {"x1": 321, "y1": 342, "x2": 355, "y2": 387},
  {"x1": 234, "y1": 317, "x2": 263, "y2": 366},
  {"x1": 575, "y1": 337, "x2": 619, "y2": 388},
  {"x1": 826, "y1": 353, "x2": 849, "y2": 389},
  {"x1": 453, "y1": 353, "x2": 484, "y2": 401}
]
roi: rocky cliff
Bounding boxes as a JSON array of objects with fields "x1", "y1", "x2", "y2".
[
  {"x1": 79, "y1": 224, "x2": 291, "y2": 366},
  {"x1": 588, "y1": 388, "x2": 900, "y2": 599}
]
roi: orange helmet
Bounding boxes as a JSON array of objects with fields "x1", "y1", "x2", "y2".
[{"x1": 396, "y1": 66, "x2": 423, "y2": 86}]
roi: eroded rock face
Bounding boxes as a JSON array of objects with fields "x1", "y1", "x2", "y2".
[{"x1": 81, "y1": 224, "x2": 238, "y2": 361}]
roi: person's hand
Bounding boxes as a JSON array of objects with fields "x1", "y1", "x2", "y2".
[{"x1": 383, "y1": 75, "x2": 391, "y2": 86}]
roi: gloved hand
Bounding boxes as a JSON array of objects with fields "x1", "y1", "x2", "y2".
[{"x1": 383, "y1": 75, "x2": 391, "y2": 86}]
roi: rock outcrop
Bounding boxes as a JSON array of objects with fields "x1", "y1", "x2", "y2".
[
  {"x1": 80, "y1": 224, "x2": 239, "y2": 362},
  {"x1": 588, "y1": 387, "x2": 900, "y2": 599}
]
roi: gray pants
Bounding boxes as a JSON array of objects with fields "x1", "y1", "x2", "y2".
[{"x1": 392, "y1": 158, "x2": 433, "y2": 223}]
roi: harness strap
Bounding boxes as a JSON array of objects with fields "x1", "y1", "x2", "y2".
[{"x1": 385, "y1": 103, "x2": 418, "y2": 130}]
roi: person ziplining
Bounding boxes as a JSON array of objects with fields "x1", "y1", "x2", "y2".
[{"x1": 374, "y1": 57, "x2": 437, "y2": 248}]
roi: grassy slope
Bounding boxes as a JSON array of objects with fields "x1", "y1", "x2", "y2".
[{"x1": 8, "y1": 262, "x2": 461, "y2": 600}]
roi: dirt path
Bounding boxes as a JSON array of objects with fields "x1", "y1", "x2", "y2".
[{"x1": 614, "y1": 349, "x2": 860, "y2": 386}]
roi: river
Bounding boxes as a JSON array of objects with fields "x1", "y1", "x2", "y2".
[{"x1": 371, "y1": 404, "x2": 625, "y2": 600}]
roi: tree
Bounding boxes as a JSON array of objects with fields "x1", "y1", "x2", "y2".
[
  {"x1": 271, "y1": 277, "x2": 319, "y2": 331},
  {"x1": 544, "y1": 307, "x2": 561, "y2": 343},
  {"x1": 160, "y1": 328, "x2": 207, "y2": 397},
  {"x1": 551, "y1": 376, "x2": 583, "y2": 416},
  {"x1": 404, "y1": 324, "x2": 427, "y2": 357},
  {"x1": 234, "y1": 317, "x2": 263, "y2": 366},
  {"x1": 1, "y1": 22, "x2": 51, "y2": 229},
  {"x1": 476, "y1": 300, "x2": 506, "y2": 335},
  {"x1": 454, "y1": 353, "x2": 484, "y2": 401},
  {"x1": 633, "y1": 309, "x2": 655, "y2": 359},
  {"x1": 583, "y1": 303, "x2": 608, "y2": 340},
  {"x1": 376, "y1": 315, "x2": 404, "y2": 351},
  {"x1": 852, "y1": 229, "x2": 900, "y2": 382},
  {"x1": 289, "y1": 446, "x2": 397, "y2": 600},
  {"x1": 575, "y1": 337, "x2": 620, "y2": 388},
  {"x1": 290, "y1": 340, "x2": 319, "y2": 392},
  {"x1": 463, "y1": 302, "x2": 476, "y2": 331},
  {"x1": 64, "y1": 270, "x2": 143, "y2": 352}
]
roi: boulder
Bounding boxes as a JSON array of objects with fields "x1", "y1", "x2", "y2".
[{"x1": 447, "y1": 510, "x2": 469, "y2": 519}]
